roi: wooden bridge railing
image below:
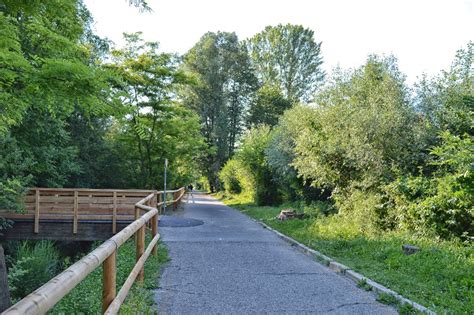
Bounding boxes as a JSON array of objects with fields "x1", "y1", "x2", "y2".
[{"x1": 2, "y1": 187, "x2": 186, "y2": 314}]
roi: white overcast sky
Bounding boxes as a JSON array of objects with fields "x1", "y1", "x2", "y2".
[{"x1": 84, "y1": 0, "x2": 473, "y2": 84}]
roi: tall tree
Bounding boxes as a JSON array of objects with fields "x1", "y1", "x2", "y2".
[
  {"x1": 246, "y1": 24, "x2": 324, "y2": 102},
  {"x1": 247, "y1": 84, "x2": 292, "y2": 126},
  {"x1": 0, "y1": 0, "x2": 114, "y2": 202},
  {"x1": 415, "y1": 41, "x2": 473, "y2": 136},
  {"x1": 182, "y1": 32, "x2": 257, "y2": 190},
  {"x1": 108, "y1": 33, "x2": 205, "y2": 189}
]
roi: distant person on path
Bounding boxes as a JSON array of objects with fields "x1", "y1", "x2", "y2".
[{"x1": 187, "y1": 184, "x2": 194, "y2": 202}]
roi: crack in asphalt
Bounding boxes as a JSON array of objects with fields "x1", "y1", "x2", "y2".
[{"x1": 325, "y1": 301, "x2": 375, "y2": 312}]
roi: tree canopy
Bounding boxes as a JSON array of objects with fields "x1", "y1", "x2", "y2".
[{"x1": 246, "y1": 24, "x2": 325, "y2": 102}]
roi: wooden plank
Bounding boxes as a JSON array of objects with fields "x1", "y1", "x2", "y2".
[
  {"x1": 28, "y1": 188, "x2": 154, "y2": 193},
  {"x1": 102, "y1": 250, "x2": 116, "y2": 313},
  {"x1": 112, "y1": 192, "x2": 117, "y2": 234},
  {"x1": 34, "y1": 189, "x2": 40, "y2": 233},
  {"x1": 0, "y1": 213, "x2": 136, "y2": 221},
  {"x1": 76, "y1": 206, "x2": 135, "y2": 214},
  {"x1": 30, "y1": 205, "x2": 75, "y2": 211},
  {"x1": 25, "y1": 196, "x2": 74, "y2": 203},
  {"x1": 73, "y1": 191, "x2": 78, "y2": 234}
]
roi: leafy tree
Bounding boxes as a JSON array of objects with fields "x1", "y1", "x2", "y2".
[
  {"x1": 11, "y1": 108, "x2": 80, "y2": 188},
  {"x1": 65, "y1": 113, "x2": 123, "y2": 188},
  {"x1": 246, "y1": 24, "x2": 324, "y2": 102},
  {"x1": 291, "y1": 56, "x2": 429, "y2": 231},
  {"x1": 108, "y1": 33, "x2": 205, "y2": 189},
  {"x1": 389, "y1": 43, "x2": 474, "y2": 239},
  {"x1": 182, "y1": 32, "x2": 257, "y2": 190},
  {"x1": 266, "y1": 105, "x2": 328, "y2": 201},
  {"x1": 0, "y1": 11, "x2": 31, "y2": 135},
  {"x1": 0, "y1": 134, "x2": 32, "y2": 211},
  {"x1": 0, "y1": 0, "x2": 114, "y2": 210},
  {"x1": 415, "y1": 42, "x2": 473, "y2": 136},
  {"x1": 247, "y1": 84, "x2": 293, "y2": 127}
]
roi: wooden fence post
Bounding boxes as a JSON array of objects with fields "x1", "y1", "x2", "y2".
[
  {"x1": 158, "y1": 193, "x2": 162, "y2": 214},
  {"x1": 152, "y1": 191, "x2": 157, "y2": 210},
  {"x1": 102, "y1": 250, "x2": 116, "y2": 314},
  {"x1": 112, "y1": 192, "x2": 117, "y2": 234},
  {"x1": 73, "y1": 191, "x2": 78, "y2": 234},
  {"x1": 173, "y1": 192, "x2": 177, "y2": 211},
  {"x1": 151, "y1": 214, "x2": 157, "y2": 256},
  {"x1": 34, "y1": 189, "x2": 40, "y2": 234},
  {"x1": 134, "y1": 206, "x2": 139, "y2": 244},
  {"x1": 136, "y1": 225, "x2": 145, "y2": 282}
]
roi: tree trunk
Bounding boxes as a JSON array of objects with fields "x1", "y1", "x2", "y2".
[{"x1": 0, "y1": 244, "x2": 11, "y2": 312}]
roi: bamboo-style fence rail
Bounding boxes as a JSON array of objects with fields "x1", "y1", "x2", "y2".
[{"x1": 1, "y1": 187, "x2": 186, "y2": 314}]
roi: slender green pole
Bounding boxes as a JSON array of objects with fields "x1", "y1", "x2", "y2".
[{"x1": 163, "y1": 158, "x2": 168, "y2": 210}]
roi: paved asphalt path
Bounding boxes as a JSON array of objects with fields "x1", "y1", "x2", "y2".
[{"x1": 154, "y1": 194, "x2": 397, "y2": 314}]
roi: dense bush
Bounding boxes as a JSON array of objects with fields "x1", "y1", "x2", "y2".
[
  {"x1": 8, "y1": 241, "x2": 61, "y2": 300},
  {"x1": 389, "y1": 132, "x2": 473, "y2": 239},
  {"x1": 219, "y1": 126, "x2": 280, "y2": 205},
  {"x1": 219, "y1": 159, "x2": 244, "y2": 194},
  {"x1": 283, "y1": 56, "x2": 429, "y2": 234},
  {"x1": 266, "y1": 105, "x2": 328, "y2": 202}
]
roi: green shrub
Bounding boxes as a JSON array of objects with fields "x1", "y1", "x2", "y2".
[
  {"x1": 220, "y1": 126, "x2": 281, "y2": 205},
  {"x1": 303, "y1": 200, "x2": 335, "y2": 218},
  {"x1": 219, "y1": 160, "x2": 243, "y2": 194},
  {"x1": 235, "y1": 126, "x2": 281, "y2": 205},
  {"x1": 390, "y1": 132, "x2": 473, "y2": 239},
  {"x1": 8, "y1": 241, "x2": 60, "y2": 300}
]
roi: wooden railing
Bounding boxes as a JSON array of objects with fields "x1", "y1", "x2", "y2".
[{"x1": 2, "y1": 187, "x2": 186, "y2": 314}]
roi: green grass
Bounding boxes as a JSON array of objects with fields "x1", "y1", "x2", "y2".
[
  {"x1": 222, "y1": 194, "x2": 474, "y2": 314},
  {"x1": 50, "y1": 235, "x2": 169, "y2": 314}
]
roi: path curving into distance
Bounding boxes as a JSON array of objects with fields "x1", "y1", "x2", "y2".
[{"x1": 154, "y1": 194, "x2": 396, "y2": 314}]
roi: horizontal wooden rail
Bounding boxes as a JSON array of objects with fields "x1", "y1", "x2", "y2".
[{"x1": 3, "y1": 187, "x2": 186, "y2": 314}]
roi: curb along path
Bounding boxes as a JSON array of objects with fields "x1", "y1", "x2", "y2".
[
  {"x1": 254, "y1": 220, "x2": 435, "y2": 314},
  {"x1": 154, "y1": 194, "x2": 398, "y2": 314}
]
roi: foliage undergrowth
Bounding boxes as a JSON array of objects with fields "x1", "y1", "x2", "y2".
[
  {"x1": 50, "y1": 236, "x2": 169, "y2": 314},
  {"x1": 8, "y1": 241, "x2": 61, "y2": 301},
  {"x1": 222, "y1": 194, "x2": 474, "y2": 314}
]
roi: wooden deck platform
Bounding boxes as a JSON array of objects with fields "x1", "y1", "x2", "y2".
[{"x1": 0, "y1": 187, "x2": 184, "y2": 241}]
